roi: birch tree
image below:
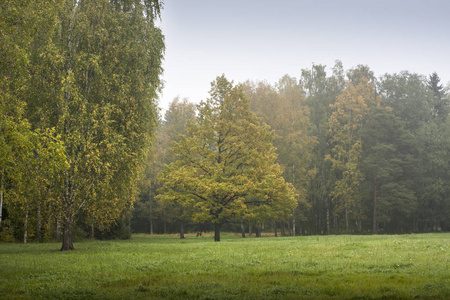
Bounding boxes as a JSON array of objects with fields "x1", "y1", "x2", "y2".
[
  {"x1": 16, "y1": 0, "x2": 164, "y2": 250},
  {"x1": 327, "y1": 76, "x2": 380, "y2": 232}
]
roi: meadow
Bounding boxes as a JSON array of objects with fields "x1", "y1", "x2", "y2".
[{"x1": 0, "y1": 233, "x2": 449, "y2": 299}]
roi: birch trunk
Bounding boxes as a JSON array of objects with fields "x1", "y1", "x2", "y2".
[
  {"x1": 24, "y1": 204, "x2": 29, "y2": 244},
  {"x1": 36, "y1": 200, "x2": 41, "y2": 242},
  {"x1": 292, "y1": 210, "x2": 296, "y2": 236}
]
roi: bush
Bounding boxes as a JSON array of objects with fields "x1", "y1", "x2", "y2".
[{"x1": 95, "y1": 219, "x2": 131, "y2": 240}]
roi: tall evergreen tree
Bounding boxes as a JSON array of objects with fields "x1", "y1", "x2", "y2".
[
  {"x1": 361, "y1": 108, "x2": 417, "y2": 234},
  {"x1": 427, "y1": 72, "x2": 448, "y2": 121}
]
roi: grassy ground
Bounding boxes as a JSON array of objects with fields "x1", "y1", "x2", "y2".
[{"x1": 0, "y1": 233, "x2": 449, "y2": 299}]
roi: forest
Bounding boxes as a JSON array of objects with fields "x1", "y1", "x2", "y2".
[
  {"x1": 133, "y1": 64, "x2": 450, "y2": 238},
  {"x1": 1, "y1": 0, "x2": 449, "y2": 249}
]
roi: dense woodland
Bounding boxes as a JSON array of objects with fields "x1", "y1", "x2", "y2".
[
  {"x1": 1, "y1": 0, "x2": 164, "y2": 249},
  {"x1": 1, "y1": 1, "x2": 449, "y2": 247},
  {"x1": 133, "y1": 64, "x2": 450, "y2": 237}
]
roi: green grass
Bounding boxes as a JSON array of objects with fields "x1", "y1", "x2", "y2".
[{"x1": 1, "y1": 233, "x2": 449, "y2": 299}]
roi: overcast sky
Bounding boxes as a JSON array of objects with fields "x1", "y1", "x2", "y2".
[{"x1": 157, "y1": 0, "x2": 450, "y2": 112}]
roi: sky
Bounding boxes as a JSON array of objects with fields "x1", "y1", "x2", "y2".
[{"x1": 157, "y1": 0, "x2": 450, "y2": 113}]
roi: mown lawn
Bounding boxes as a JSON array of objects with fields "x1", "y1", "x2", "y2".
[{"x1": 0, "y1": 233, "x2": 449, "y2": 299}]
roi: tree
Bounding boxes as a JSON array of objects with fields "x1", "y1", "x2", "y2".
[
  {"x1": 415, "y1": 117, "x2": 450, "y2": 232},
  {"x1": 17, "y1": 0, "x2": 165, "y2": 250},
  {"x1": 427, "y1": 72, "x2": 448, "y2": 121},
  {"x1": 9, "y1": 129, "x2": 66, "y2": 243},
  {"x1": 158, "y1": 75, "x2": 297, "y2": 241},
  {"x1": 300, "y1": 61, "x2": 345, "y2": 234},
  {"x1": 360, "y1": 108, "x2": 418, "y2": 234},
  {"x1": 244, "y1": 75, "x2": 315, "y2": 235},
  {"x1": 327, "y1": 76, "x2": 380, "y2": 232},
  {"x1": 134, "y1": 97, "x2": 197, "y2": 237},
  {"x1": 0, "y1": 0, "x2": 68, "y2": 242},
  {"x1": 302, "y1": 61, "x2": 345, "y2": 234},
  {"x1": 378, "y1": 72, "x2": 433, "y2": 233},
  {"x1": 379, "y1": 72, "x2": 432, "y2": 130}
]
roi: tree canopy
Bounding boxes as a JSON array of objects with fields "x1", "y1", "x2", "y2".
[
  {"x1": 1, "y1": 0, "x2": 164, "y2": 249},
  {"x1": 158, "y1": 76, "x2": 297, "y2": 241},
  {"x1": 2, "y1": 2, "x2": 449, "y2": 241}
]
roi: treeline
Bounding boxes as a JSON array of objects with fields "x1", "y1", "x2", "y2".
[
  {"x1": 133, "y1": 62, "x2": 450, "y2": 236},
  {"x1": 0, "y1": 0, "x2": 164, "y2": 249},
  {"x1": 2, "y1": 2, "x2": 449, "y2": 244}
]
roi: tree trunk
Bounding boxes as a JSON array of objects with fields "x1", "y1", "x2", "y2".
[
  {"x1": 164, "y1": 220, "x2": 167, "y2": 235},
  {"x1": 149, "y1": 195, "x2": 153, "y2": 234},
  {"x1": 273, "y1": 221, "x2": 277, "y2": 237},
  {"x1": 35, "y1": 152, "x2": 41, "y2": 242},
  {"x1": 214, "y1": 223, "x2": 221, "y2": 242},
  {"x1": 150, "y1": 220, "x2": 153, "y2": 235},
  {"x1": 255, "y1": 223, "x2": 261, "y2": 237},
  {"x1": 24, "y1": 204, "x2": 29, "y2": 244},
  {"x1": 91, "y1": 223, "x2": 95, "y2": 240},
  {"x1": 345, "y1": 202, "x2": 348, "y2": 232},
  {"x1": 56, "y1": 211, "x2": 61, "y2": 240},
  {"x1": 0, "y1": 170, "x2": 4, "y2": 226},
  {"x1": 36, "y1": 200, "x2": 42, "y2": 242},
  {"x1": 292, "y1": 210, "x2": 296, "y2": 236},
  {"x1": 180, "y1": 222, "x2": 185, "y2": 239},
  {"x1": 326, "y1": 204, "x2": 330, "y2": 235},
  {"x1": 335, "y1": 216, "x2": 340, "y2": 235},
  {"x1": 288, "y1": 220, "x2": 292, "y2": 236},
  {"x1": 61, "y1": 217, "x2": 75, "y2": 251},
  {"x1": 240, "y1": 218, "x2": 246, "y2": 238},
  {"x1": 373, "y1": 174, "x2": 378, "y2": 234},
  {"x1": 281, "y1": 221, "x2": 285, "y2": 236},
  {"x1": 248, "y1": 224, "x2": 252, "y2": 236}
]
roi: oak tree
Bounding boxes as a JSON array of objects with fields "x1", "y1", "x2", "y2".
[{"x1": 158, "y1": 76, "x2": 296, "y2": 241}]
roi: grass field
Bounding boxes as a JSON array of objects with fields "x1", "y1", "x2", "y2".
[{"x1": 0, "y1": 233, "x2": 449, "y2": 299}]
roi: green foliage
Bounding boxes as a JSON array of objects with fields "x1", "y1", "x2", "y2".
[
  {"x1": 158, "y1": 76, "x2": 296, "y2": 241},
  {"x1": 300, "y1": 62, "x2": 345, "y2": 235},
  {"x1": 134, "y1": 64, "x2": 450, "y2": 236},
  {"x1": 326, "y1": 76, "x2": 380, "y2": 232},
  {"x1": 133, "y1": 97, "x2": 197, "y2": 236},
  {"x1": 1, "y1": 0, "x2": 164, "y2": 248},
  {"x1": 4, "y1": 0, "x2": 449, "y2": 240},
  {"x1": 415, "y1": 118, "x2": 450, "y2": 232},
  {"x1": 427, "y1": 72, "x2": 448, "y2": 121},
  {"x1": 0, "y1": 219, "x2": 15, "y2": 242},
  {"x1": 361, "y1": 108, "x2": 419, "y2": 233},
  {"x1": 244, "y1": 75, "x2": 316, "y2": 234},
  {"x1": 379, "y1": 71, "x2": 432, "y2": 129}
]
